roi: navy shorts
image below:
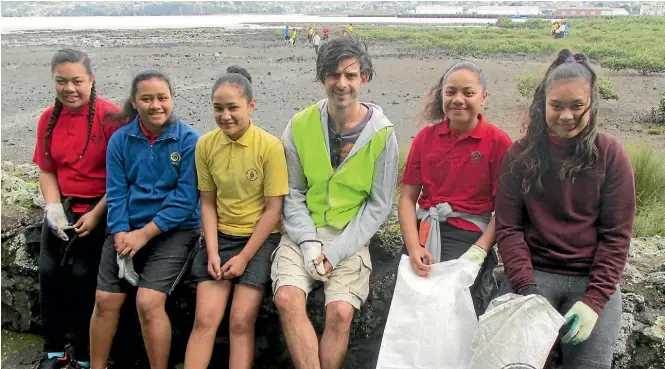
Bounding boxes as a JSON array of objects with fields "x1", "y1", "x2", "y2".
[
  {"x1": 96, "y1": 229, "x2": 200, "y2": 294},
  {"x1": 191, "y1": 231, "x2": 280, "y2": 287}
]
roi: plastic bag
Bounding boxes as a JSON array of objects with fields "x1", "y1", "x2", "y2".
[
  {"x1": 468, "y1": 294, "x2": 565, "y2": 369},
  {"x1": 376, "y1": 255, "x2": 480, "y2": 369}
]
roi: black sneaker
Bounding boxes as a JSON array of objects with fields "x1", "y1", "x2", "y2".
[
  {"x1": 36, "y1": 354, "x2": 70, "y2": 369},
  {"x1": 62, "y1": 345, "x2": 89, "y2": 369},
  {"x1": 64, "y1": 360, "x2": 88, "y2": 369}
]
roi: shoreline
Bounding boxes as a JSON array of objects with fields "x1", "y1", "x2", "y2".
[{"x1": 0, "y1": 15, "x2": 495, "y2": 34}]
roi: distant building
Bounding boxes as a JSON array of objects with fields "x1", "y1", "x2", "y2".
[
  {"x1": 555, "y1": 7, "x2": 629, "y2": 17},
  {"x1": 474, "y1": 6, "x2": 539, "y2": 16},
  {"x1": 414, "y1": 5, "x2": 539, "y2": 16},
  {"x1": 640, "y1": 3, "x2": 665, "y2": 16},
  {"x1": 415, "y1": 5, "x2": 464, "y2": 15}
]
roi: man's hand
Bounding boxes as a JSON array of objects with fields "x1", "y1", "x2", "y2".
[
  {"x1": 221, "y1": 253, "x2": 250, "y2": 280},
  {"x1": 314, "y1": 254, "x2": 333, "y2": 275},
  {"x1": 45, "y1": 203, "x2": 74, "y2": 241},
  {"x1": 408, "y1": 246, "x2": 434, "y2": 277},
  {"x1": 116, "y1": 229, "x2": 150, "y2": 259},
  {"x1": 301, "y1": 241, "x2": 327, "y2": 280},
  {"x1": 74, "y1": 211, "x2": 102, "y2": 237}
]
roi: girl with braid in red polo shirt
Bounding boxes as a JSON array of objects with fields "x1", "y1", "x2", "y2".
[
  {"x1": 398, "y1": 61, "x2": 512, "y2": 316},
  {"x1": 495, "y1": 50, "x2": 635, "y2": 369},
  {"x1": 32, "y1": 49, "x2": 121, "y2": 369}
]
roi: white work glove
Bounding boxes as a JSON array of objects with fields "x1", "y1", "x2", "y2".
[
  {"x1": 117, "y1": 255, "x2": 139, "y2": 286},
  {"x1": 44, "y1": 203, "x2": 74, "y2": 241},
  {"x1": 301, "y1": 240, "x2": 327, "y2": 280}
]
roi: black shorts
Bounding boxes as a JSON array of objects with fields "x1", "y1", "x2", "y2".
[
  {"x1": 96, "y1": 229, "x2": 200, "y2": 294},
  {"x1": 191, "y1": 231, "x2": 280, "y2": 287}
]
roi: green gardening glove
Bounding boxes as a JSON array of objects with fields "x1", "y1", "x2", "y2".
[
  {"x1": 562, "y1": 301, "x2": 599, "y2": 345},
  {"x1": 460, "y1": 244, "x2": 487, "y2": 265}
]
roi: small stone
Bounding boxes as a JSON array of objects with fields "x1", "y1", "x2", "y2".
[
  {"x1": 646, "y1": 272, "x2": 665, "y2": 293},
  {"x1": 643, "y1": 316, "x2": 665, "y2": 344},
  {"x1": 622, "y1": 293, "x2": 646, "y2": 314}
]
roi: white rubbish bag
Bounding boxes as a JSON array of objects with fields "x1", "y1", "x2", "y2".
[
  {"x1": 468, "y1": 294, "x2": 566, "y2": 369},
  {"x1": 376, "y1": 255, "x2": 480, "y2": 369}
]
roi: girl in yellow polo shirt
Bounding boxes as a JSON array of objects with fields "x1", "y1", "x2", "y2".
[{"x1": 184, "y1": 66, "x2": 289, "y2": 369}]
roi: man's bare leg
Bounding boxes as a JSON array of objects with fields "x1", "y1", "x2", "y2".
[
  {"x1": 275, "y1": 286, "x2": 321, "y2": 369},
  {"x1": 319, "y1": 301, "x2": 354, "y2": 369}
]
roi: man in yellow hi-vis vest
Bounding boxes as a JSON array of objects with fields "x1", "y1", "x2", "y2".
[{"x1": 271, "y1": 36, "x2": 398, "y2": 369}]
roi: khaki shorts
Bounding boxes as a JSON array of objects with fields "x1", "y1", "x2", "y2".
[{"x1": 270, "y1": 227, "x2": 372, "y2": 309}]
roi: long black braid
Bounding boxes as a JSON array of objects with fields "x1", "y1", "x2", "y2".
[
  {"x1": 43, "y1": 98, "x2": 63, "y2": 159},
  {"x1": 80, "y1": 82, "x2": 97, "y2": 159},
  {"x1": 45, "y1": 48, "x2": 95, "y2": 161}
]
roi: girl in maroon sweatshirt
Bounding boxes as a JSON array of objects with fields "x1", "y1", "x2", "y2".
[{"x1": 495, "y1": 49, "x2": 635, "y2": 369}]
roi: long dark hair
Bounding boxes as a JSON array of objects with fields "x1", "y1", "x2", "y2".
[
  {"x1": 421, "y1": 61, "x2": 488, "y2": 124},
  {"x1": 513, "y1": 49, "x2": 599, "y2": 194},
  {"x1": 106, "y1": 70, "x2": 174, "y2": 124},
  {"x1": 45, "y1": 48, "x2": 96, "y2": 160}
]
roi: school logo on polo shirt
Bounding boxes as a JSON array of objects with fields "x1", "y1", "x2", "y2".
[
  {"x1": 170, "y1": 152, "x2": 181, "y2": 164},
  {"x1": 246, "y1": 168, "x2": 259, "y2": 181},
  {"x1": 470, "y1": 150, "x2": 482, "y2": 162}
]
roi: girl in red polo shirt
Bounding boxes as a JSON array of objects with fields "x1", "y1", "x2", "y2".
[
  {"x1": 398, "y1": 61, "x2": 512, "y2": 315},
  {"x1": 495, "y1": 50, "x2": 635, "y2": 369},
  {"x1": 32, "y1": 49, "x2": 121, "y2": 369}
]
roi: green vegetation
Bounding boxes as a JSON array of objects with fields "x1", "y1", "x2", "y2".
[
  {"x1": 625, "y1": 143, "x2": 665, "y2": 237},
  {"x1": 646, "y1": 93, "x2": 665, "y2": 126},
  {"x1": 516, "y1": 73, "x2": 618, "y2": 100},
  {"x1": 636, "y1": 92, "x2": 665, "y2": 135},
  {"x1": 495, "y1": 16, "x2": 550, "y2": 30},
  {"x1": 516, "y1": 73, "x2": 540, "y2": 99},
  {"x1": 633, "y1": 202, "x2": 665, "y2": 237},
  {"x1": 597, "y1": 77, "x2": 619, "y2": 100},
  {"x1": 359, "y1": 17, "x2": 665, "y2": 75},
  {"x1": 1, "y1": 330, "x2": 42, "y2": 367}
]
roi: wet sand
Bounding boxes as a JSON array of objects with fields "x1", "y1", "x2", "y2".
[{"x1": 2, "y1": 27, "x2": 664, "y2": 164}]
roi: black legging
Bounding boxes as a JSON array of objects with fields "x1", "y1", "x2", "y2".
[{"x1": 39, "y1": 206, "x2": 106, "y2": 360}]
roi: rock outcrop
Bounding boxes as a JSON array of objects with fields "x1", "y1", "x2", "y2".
[{"x1": 1, "y1": 161, "x2": 663, "y2": 368}]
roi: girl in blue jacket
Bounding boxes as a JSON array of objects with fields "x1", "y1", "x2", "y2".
[{"x1": 89, "y1": 70, "x2": 201, "y2": 369}]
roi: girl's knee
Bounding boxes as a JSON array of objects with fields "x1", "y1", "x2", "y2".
[
  {"x1": 228, "y1": 310, "x2": 257, "y2": 336},
  {"x1": 135, "y1": 289, "x2": 166, "y2": 318},
  {"x1": 192, "y1": 310, "x2": 223, "y2": 334},
  {"x1": 94, "y1": 291, "x2": 124, "y2": 315}
]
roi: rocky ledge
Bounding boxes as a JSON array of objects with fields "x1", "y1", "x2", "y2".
[{"x1": 1, "y1": 162, "x2": 663, "y2": 368}]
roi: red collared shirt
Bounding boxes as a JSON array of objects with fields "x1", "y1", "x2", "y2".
[
  {"x1": 402, "y1": 114, "x2": 513, "y2": 232},
  {"x1": 32, "y1": 97, "x2": 122, "y2": 212},
  {"x1": 139, "y1": 117, "x2": 160, "y2": 144}
]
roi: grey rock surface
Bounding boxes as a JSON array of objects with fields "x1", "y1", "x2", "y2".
[{"x1": 1, "y1": 162, "x2": 663, "y2": 368}]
